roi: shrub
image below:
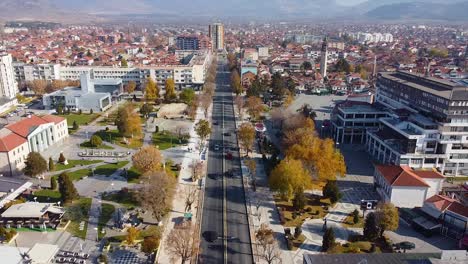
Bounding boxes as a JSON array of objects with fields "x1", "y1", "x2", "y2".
[
  {"x1": 352, "y1": 209, "x2": 360, "y2": 224},
  {"x1": 279, "y1": 211, "x2": 285, "y2": 224},
  {"x1": 58, "y1": 153, "x2": 66, "y2": 163},
  {"x1": 305, "y1": 207, "x2": 312, "y2": 213},
  {"x1": 78, "y1": 109, "x2": 82, "y2": 115},
  {"x1": 294, "y1": 225, "x2": 302, "y2": 238},
  {"x1": 348, "y1": 246, "x2": 361, "y2": 253},
  {"x1": 90, "y1": 135, "x2": 103, "y2": 147},
  {"x1": 284, "y1": 228, "x2": 291, "y2": 236},
  {"x1": 90, "y1": 109, "x2": 94, "y2": 114},
  {"x1": 286, "y1": 238, "x2": 293, "y2": 250},
  {"x1": 50, "y1": 177, "x2": 57, "y2": 190},
  {"x1": 98, "y1": 254, "x2": 108, "y2": 264}
]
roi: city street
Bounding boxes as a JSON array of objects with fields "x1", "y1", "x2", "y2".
[{"x1": 199, "y1": 56, "x2": 253, "y2": 264}]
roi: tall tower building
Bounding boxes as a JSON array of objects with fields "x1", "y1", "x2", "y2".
[
  {"x1": 320, "y1": 37, "x2": 328, "y2": 78},
  {"x1": 0, "y1": 53, "x2": 18, "y2": 99},
  {"x1": 209, "y1": 23, "x2": 225, "y2": 51}
]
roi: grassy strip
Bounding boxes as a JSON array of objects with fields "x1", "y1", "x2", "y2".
[
  {"x1": 98, "y1": 203, "x2": 116, "y2": 239},
  {"x1": 54, "y1": 159, "x2": 103, "y2": 171},
  {"x1": 65, "y1": 198, "x2": 92, "y2": 239}
]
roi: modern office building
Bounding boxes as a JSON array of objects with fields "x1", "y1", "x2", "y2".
[
  {"x1": 43, "y1": 73, "x2": 114, "y2": 112},
  {"x1": 209, "y1": 23, "x2": 224, "y2": 51},
  {"x1": 0, "y1": 115, "x2": 68, "y2": 176},
  {"x1": 369, "y1": 71, "x2": 468, "y2": 176},
  {"x1": 0, "y1": 53, "x2": 18, "y2": 99}
]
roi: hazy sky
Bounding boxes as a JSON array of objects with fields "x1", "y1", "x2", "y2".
[{"x1": 336, "y1": 0, "x2": 367, "y2": 6}]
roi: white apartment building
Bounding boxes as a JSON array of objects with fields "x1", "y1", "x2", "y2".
[
  {"x1": 14, "y1": 52, "x2": 211, "y2": 90},
  {"x1": 12, "y1": 63, "x2": 61, "y2": 82},
  {"x1": 0, "y1": 53, "x2": 18, "y2": 99},
  {"x1": 0, "y1": 115, "x2": 68, "y2": 176}
]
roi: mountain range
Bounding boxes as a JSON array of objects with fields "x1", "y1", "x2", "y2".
[{"x1": 0, "y1": 0, "x2": 467, "y2": 22}]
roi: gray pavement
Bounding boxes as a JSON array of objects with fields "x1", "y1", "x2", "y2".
[{"x1": 199, "y1": 56, "x2": 253, "y2": 264}]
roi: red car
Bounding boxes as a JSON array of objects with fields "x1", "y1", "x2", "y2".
[{"x1": 226, "y1": 151, "x2": 233, "y2": 160}]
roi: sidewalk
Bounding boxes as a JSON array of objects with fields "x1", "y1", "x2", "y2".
[
  {"x1": 156, "y1": 102, "x2": 211, "y2": 263},
  {"x1": 233, "y1": 101, "x2": 294, "y2": 264}
]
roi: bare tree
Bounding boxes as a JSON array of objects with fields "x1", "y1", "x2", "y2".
[
  {"x1": 190, "y1": 160, "x2": 204, "y2": 182},
  {"x1": 166, "y1": 223, "x2": 200, "y2": 264},
  {"x1": 200, "y1": 93, "x2": 212, "y2": 118},
  {"x1": 270, "y1": 107, "x2": 290, "y2": 130},
  {"x1": 235, "y1": 95, "x2": 245, "y2": 120},
  {"x1": 183, "y1": 185, "x2": 197, "y2": 212},
  {"x1": 137, "y1": 171, "x2": 176, "y2": 222},
  {"x1": 256, "y1": 223, "x2": 282, "y2": 264},
  {"x1": 175, "y1": 125, "x2": 186, "y2": 142}
]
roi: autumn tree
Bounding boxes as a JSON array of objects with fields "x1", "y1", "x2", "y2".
[
  {"x1": 115, "y1": 104, "x2": 142, "y2": 137},
  {"x1": 29, "y1": 80, "x2": 48, "y2": 95},
  {"x1": 126, "y1": 81, "x2": 137, "y2": 93},
  {"x1": 145, "y1": 77, "x2": 159, "y2": 101},
  {"x1": 256, "y1": 224, "x2": 281, "y2": 264},
  {"x1": 126, "y1": 226, "x2": 140, "y2": 245},
  {"x1": 245, "y1": 158, "x2": 257, "y2": 186},
  {"x1": 269, "y1": 158, "x2": 312, "y2": 201},
  {"x1": 195, "y1": 119, "x2": 211, "y2": 153},
  {"x1": 138, "y1": 171, "x2": 176, "y2": 222},
  {"x1": 24, "y1": 152, "x2": 48, "y2": 178},
  {"x1": 200, "y1": 93, "x2": 212, "y2": 118},
  {"x1": 376, "y1": 202, "x2": 399, "y2": 237},
  {"x1": 164, "y1": 78, "x2": 177, "y2": 102},
  {"x1": 121, "y1": 58, "x2": 128, "y2": 67},
  {"x1": 234, "y1": 95, "x2": 245, "y2": 120},
  {"x1": 165, "y1": 223, "x2": 199, "y2": 264},
  {"x1": 231, "y1": 70, "x2": 242, "y2": 95},
  {"x1": 58, "y1": 172, "x2": 78, "y2": 203},
  {"x1": 142, "y1": 236, "x2": 160, "y2": 254},
  {"x1": 132, "y1": 145, "x2": 163, "y2": 174},
  {"x1": 238, "y1": 123, "x2": 256, "y2": 156},
  {"x1": 245, "y1": 96, "x2": 263, "y2": 120}
]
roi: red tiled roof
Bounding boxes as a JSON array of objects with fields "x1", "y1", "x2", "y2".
[
  {"x1": 413, "y1": 170, "x2": 445, "y2": 179},
  {"x1": 425, "y1": 195, "x2": 455, "y2": 212},
  {"x1": 375, "y1": 165, "x2": 430, "y2": 187},
  {"x1": 0, "y1": 132, "x2": 27, "y2": 152},
  {"x1": 447, "y1": 202, "x2": 468, "y2": 218},
  {"x1": 40, "y1": 115, "x2": 65, "y2": 125},
  {"x1": 6, "y1": 115, "x2": 48, "y2": 138}
]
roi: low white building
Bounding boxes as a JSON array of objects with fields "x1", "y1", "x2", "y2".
[
  {"x1": 374, "y1": 165, "x2": 444, "y2": 208},
  {"x1": 0, "y1": 114, "x2": 68, "y2": 176}
]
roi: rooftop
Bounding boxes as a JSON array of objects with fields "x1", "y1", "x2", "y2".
[
  {"x1": 375, "y1": 165, "x2": 443, "y2": 188},
  {"x1": 1, "y1": 202, "x2": 64, "y2": 218}
]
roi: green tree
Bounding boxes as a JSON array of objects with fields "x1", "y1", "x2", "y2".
[
  {"x1": 322, "y1": 227, "x2": 336, "y2": 252},
  {"x1": 48, "y1": 157, "x2": 55, "y2": 171},
  {"x1": 269, "y1": 158, "x2": 312, "y2": 201},
  {"x1": 56, "y1": 105, "x2": 63, "y2": 115},
  {"x1": 352, "y1": 209, "x2": 360, "y2": 225},
  {"x1": 121, "y1": 58, "x2": 128, "y2": 67},
  {"x1": 179, "y1": 88, "x2": 195, "y2": 105},
  {"x1": 363, "y1": 212, "x2": 379, "y2": 242},
  {"x1": 24, "y1": 152, "x2": 48, "y2": 177},
  {"x1": 90, "y1": 135, "x2": 103, "y2": 147},
  {"x1": 195, "y1": 119, "x2": 211, "y2": 153},
  {"x1": 270, "y1": 72, "x2": 285, "y2": 99},
  {"x1": 301, "y1": 61, "x2": 313, "y2": 71},
  {"x1": 145, "y1": 77, "x2": 159, "y2": 101},
  {"x1": 140, "y1": 103, "x2": 153, "y2": 119},
  {"x1": 50, "y1": 177, "x2": 57, "y2": 190},
  {"x1": 335, "y1": 58, "x2": 352, "y2": 73},
  {"x1": 376, "y1": 203, "x2": 399, "y2": 237},
  {"x1": 292, "y1": 187, "x2": 306, "y2": 212},
  {"x1": 322, "y1": 181, "x2": 342, "y2": 204},
  {"x1": 58, "y1": 172, "x2": 78, "y2": 203},
  {"x1": 246, "y1": 77, "x2": 265, "y2": 97},
  {"x1": 72, "y1": 121, "x2": 79, "y2": 130},
  {"x1": 164, "y1": 78, "x2": 177, "y2": 101}
]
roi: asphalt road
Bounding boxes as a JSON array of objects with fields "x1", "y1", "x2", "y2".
[{"x1": 199, "y1": 56, "x2": 253, "y2": 264}]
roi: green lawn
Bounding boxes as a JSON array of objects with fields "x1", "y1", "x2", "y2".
[
  {"x1": 275, "y1": 194, "x2": 331, "y2": 227},
  {"x1": 102, "y1": 190, "x2": 139, "y2": 208},
  {"x1": 331, "y1": 241, "x2": 382, "y2": 254},
  {"x1": 98, "y1": 203, "x2": 116, "y2": 239},
  {"x1": 93, "y1": 161, "x2": 129, "y2": 176},
  {"x1": 65, "y1": 198, "x2": 92, "y2": 239},
  {"x1": 343, "y1": 213, "x2": 364, "y2": 228},
  {"x1": 126, "y1": 166, "x2": 142, "y2": 183},
  {"x1": 60, "y1": 113, "x2": 100, "y2": 126},
  {"x1": 54, "y1": 159, "x2": 103, "y2": 171},
  {"x1": 79, "y1": 141, "x2": 114, "y2": 149},
  {"x1": 33, "y1": 189, "x2": 62, "y2": 202},
  {"x1": 52, "y1": 168, "x2": 93, "y2": 182},
  {"x1": 94, "y1": 130, "x2": 143, "y2": 149},
  {"x1": 152, "y1": 131, "x2": 189, "y2": 150}
]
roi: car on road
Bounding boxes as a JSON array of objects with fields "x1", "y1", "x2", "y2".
[
  {"x1": 213, "y1": 121, "x2": 218, "y2": 125},
  {"x1": 224, "y1": 132, "x2": 231, "y2": 136},
  {"x1": 226, "y1": 151, "x2": 233, "y2": 160},
  {"x1": 214, "y1": 144, "x2": 220, "y2": 151}
]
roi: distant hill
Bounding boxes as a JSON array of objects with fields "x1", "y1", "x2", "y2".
[
  {"x1": 1, "y1": 0, "x2": 467, "y2": 22},
  {"x1": 365, "y1": 1, "x2": 468, "y2": 21}
]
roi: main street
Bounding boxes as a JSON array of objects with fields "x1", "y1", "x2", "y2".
[{"x1": 199, "y1": 56, "x2": 253, "y2": 264}]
